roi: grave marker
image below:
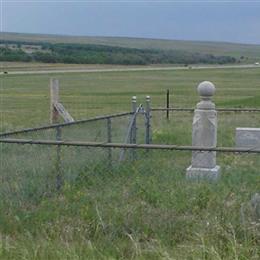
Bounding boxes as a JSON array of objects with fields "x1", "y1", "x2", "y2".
[
  {"x1": 236, "y1": 127, "x2": 260, "y2": 148},
  {"x1": 186, "y1": 81, "x2": 221, "y2": 181}
]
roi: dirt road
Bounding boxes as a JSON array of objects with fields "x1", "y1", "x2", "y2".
[{"x1": 1, "y1": 64, "x2": 259, "y2": 75}]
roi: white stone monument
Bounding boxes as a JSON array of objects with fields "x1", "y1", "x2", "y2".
[
  {"x1": 236, "y1": 128, "x2": 260, "y2": 148},
  {"x1": 186, "y1": 81, "x2": 221, "y2": 181}
]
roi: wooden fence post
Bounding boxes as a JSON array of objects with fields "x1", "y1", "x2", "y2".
[
  {"x1": 50, "y1": 79, "x2": 63, "y2": 190},
  {"x1": 50, "y1": 78, "x2": 59, "y2": 124}
]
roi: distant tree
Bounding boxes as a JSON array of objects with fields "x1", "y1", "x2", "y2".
[{"x1": 0, "y1": 41, "x2": 238, "y2": 65}]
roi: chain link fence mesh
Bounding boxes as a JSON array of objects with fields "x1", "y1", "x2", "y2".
[
  {"x1": 0, "y1": 108, "x2": 260, "y2": 258},
  {"x1": 2, "y1": 108, "x2": 260, "y2": 197},
  {"x1": 1, "y1": 141, "x2": 260, "y2": 202}
]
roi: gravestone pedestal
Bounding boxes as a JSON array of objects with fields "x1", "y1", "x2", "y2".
[
  {"x1": 186, "y1": 81, "x2": 221, "y2": 181},
  {"x1": 186, "y1": 165, "x2": 221, "y2": 180}
]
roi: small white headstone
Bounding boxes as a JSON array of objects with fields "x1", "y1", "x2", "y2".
[{"x1": 236, "y1": 128, "x2": 260, "y2": 148}]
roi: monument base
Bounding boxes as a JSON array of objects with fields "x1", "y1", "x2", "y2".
[{"x1": 186, "y1": 165, "x2": 221, "y2": 181}]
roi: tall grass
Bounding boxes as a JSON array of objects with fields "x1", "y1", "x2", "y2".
[
  {"x1": 0, "y1": 162, "x2": 259, "y2": 259},
  {"x1": 0, "y1": 141, "x2": 259, "y2": 259}
]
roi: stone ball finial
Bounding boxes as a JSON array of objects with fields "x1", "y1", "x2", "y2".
[{"x1": 197, "y1": 81, "x2": 215, "y2": 99}]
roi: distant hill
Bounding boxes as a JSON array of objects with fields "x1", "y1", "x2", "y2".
[{"x1": 1, "y1": 32, "x2": 260, "y2": 63}]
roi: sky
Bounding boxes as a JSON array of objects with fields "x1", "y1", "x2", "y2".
[{"x1": 1, "y1": 0, "x2": 260, "y2": 44}]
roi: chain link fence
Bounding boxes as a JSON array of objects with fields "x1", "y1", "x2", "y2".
[
  {"x1": 0, "y1": 106, "x2": 260, "y2": 258},
  {"x1": 1, "y1": 108, "x2": 260, "y2": 191}
]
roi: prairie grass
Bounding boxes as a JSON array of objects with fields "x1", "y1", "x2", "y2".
[
  {"x1": 1, "y1": 67, "x2": 260, "y2": 131},
  {"x1": 0, "y1": 143, "x2": 259, "y2": 259},
  {"x1": 0, "y1": 67, "x2": 260, "y2": 259}
]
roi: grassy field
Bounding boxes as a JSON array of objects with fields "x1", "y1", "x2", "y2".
[
  {"x1": 2, "y1": 32, "x2": 260, "y2": 61},
  {"x1": 0, "y1": 66, "x2": 260, "y2": 259},
  {"x1": 1, "y1": 66, "x2": 260, "y2": 131}
]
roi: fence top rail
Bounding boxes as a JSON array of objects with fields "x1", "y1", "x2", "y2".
[
  {"x1": 0, "y1": 111, "x2": 132, "y2": 138},
  {"x1": 1, "y1": 138, "x2": 260, "y2": 154},
  {"x1": 152, "y1": 107, "x2": 260, "y2": 112}
]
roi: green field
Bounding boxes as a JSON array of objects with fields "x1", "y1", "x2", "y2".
[
  {"x1": 1, "y1": 66, "x2": 260, "y2": 131},
  {"x1": 2, "y1": 32, "x2": 260, "y2": 61},
  {"x1": 0, "y1": 67, "x2": 260, "y2": 259}
]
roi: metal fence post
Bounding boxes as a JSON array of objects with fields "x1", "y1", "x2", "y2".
[
  {"x1": 145, "y1": 96, "x2": 152, "y2": 144},
  {"x1": 56, "y1": 126, "x2": 62, "y2": 190},
  {"x1": 131, "y1": 96, "x2": 137, "y2": 160},
  {"x1": 107, "y1": 117, "x2": 112, "y2": 166},
  {"x1": 131, "y1": 96, "x2": 137, "y2": 143},
  {"x1": 166, "y1": 89, "x2": 170, "y2": 121}
]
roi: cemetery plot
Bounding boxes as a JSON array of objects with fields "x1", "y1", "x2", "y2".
[{"x1": 0, "y1": 67, "x2": 260, "y2": 259}]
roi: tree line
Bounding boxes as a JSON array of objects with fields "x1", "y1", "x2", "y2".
[{"x1": 0, "y1": 41, "x2": 237, "y2": 65}]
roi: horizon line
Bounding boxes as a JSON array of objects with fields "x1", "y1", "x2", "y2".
[{"x1": 1, "y1": 31, "x2": 260, "y2": 46}]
